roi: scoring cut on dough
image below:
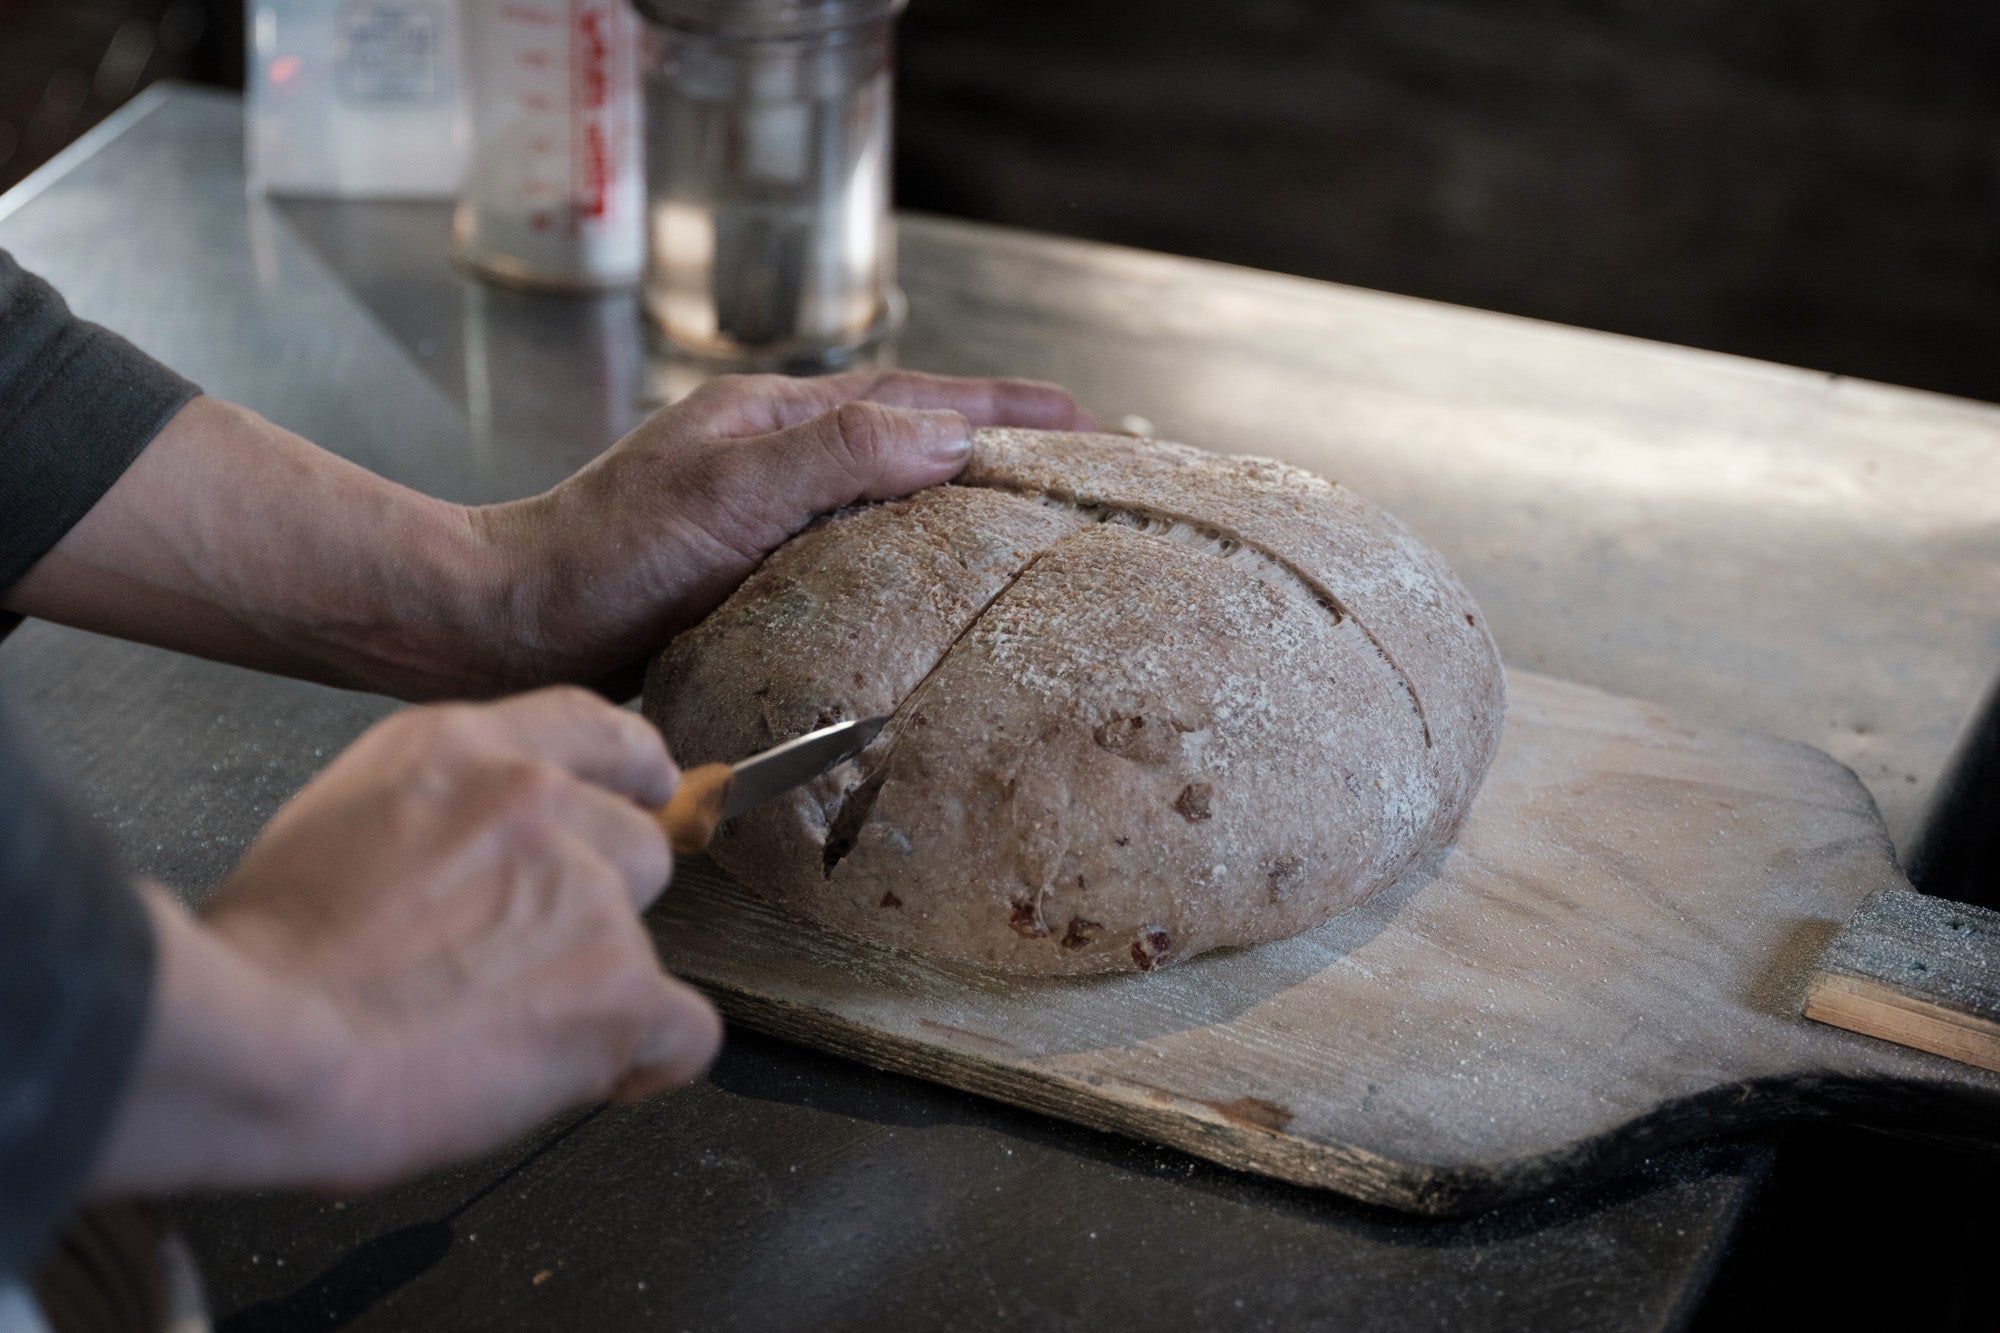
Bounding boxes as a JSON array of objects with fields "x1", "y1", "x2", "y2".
[{"x1": 644, "y1": 428, "x2": 1505, "y2": 974}]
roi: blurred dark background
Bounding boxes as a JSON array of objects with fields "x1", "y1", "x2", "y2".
[
  {"x1": 0, "y1": 1, "x2": 241, "y2": 179},
  {"x1": 2, "y1": 0, "x2": 1996, "y2": 402}
]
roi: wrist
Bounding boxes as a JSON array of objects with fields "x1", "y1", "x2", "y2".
[
  {"x1": 341, "y1": 493, "x2": 528, "y2": 700},
  {"x1": 459, "y1": 498, "x2": 557, "y2": 694},
  {"x1": 278, "y1": 484, "x2": 526, "y2": 702},
  {"x1": 8, "y1": 396, "x2": 532, "y2": 702},
  {"x1": 86, "y1": 885, "x2": 357, "y2": 1198}
]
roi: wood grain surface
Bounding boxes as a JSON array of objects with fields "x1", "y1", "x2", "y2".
[
  {"x1": 1806, "y1": 889, "x2": 2000, "y2": 1074},
  {"x1": 649, "y1": 670, "x2": 2000, "y2": 1215}
]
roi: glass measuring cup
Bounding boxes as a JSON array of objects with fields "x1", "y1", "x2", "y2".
[{"x1": 455, "y1": 1, "x2": 646, "y2": 290}]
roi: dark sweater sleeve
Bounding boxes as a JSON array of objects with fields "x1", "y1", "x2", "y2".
[
  {"x1": 0, "y1": 704, "x2": 153, "y2": 1280},
  {"x1": 0, "y1": 249, "x2": 195, "y2": 1277},
  {"x1": 0, "y1": 247, "x2": 201, "y2": 588}
]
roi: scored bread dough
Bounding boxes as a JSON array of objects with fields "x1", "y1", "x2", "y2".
[{"x1": 644, "y1": 428, "x2": 1505, "y2": 974}]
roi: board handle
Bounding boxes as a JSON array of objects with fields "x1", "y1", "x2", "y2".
[
  {"x1": 657, "y1": 763, "x2": 734, "y2": 856},
  {"x1": 1804, "y1": 888, "x2": 2000, "y2": 1074}
]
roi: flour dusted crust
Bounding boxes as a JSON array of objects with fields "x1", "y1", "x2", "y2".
[{"x1": 644, "y1": 429, "x2": 1505, "y2": 974}]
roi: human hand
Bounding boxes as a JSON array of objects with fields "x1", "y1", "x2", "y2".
[
  {"x1": 88, "y1": 688, "x2": 720, "y2": 1197},
  {"x1": 5, "y1": 371, "x2": 1094, "y2": 702},
  {"x1": 467, "y1": 369, "x2": 1100, "y2": 695}
]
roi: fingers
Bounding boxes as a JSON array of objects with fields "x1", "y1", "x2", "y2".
[
  {"x1": 460, "y1": 839, "x2": 712, "y2": 1116},
  {"x1": 541, "y1": 778, "x2": 674, "y2": 909},
  {"x1": 438, "y1": 687, "x2": 679, "y2": 808},
  {"x1": 613, "y1": 973, "x2": 724, "y2": 1102},
  {"x1": 532, "y1": 862, "x2": 720, "y2": 1103},
  {"x1": 849, "y1": 371, "x2": 1106, "y2": 433},
  {"x1": 379, "y1": 691, "x2": 678, "y2": 908},
  {"x1": 660, "y1": 372, "x2": 1103, "y2": 550},
  {"x1": 678, "y1": 369, "x2": 1102, "y2": 438},
  {"x1": 693, "y1": 400, "x2": 975, "y2": 543}
]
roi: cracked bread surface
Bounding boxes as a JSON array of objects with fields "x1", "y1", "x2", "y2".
[{"x1": 643, "y1": 429, "x2": 1506, "y2": 974}]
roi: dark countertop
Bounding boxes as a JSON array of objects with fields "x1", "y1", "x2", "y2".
[{"x1": 5, "y1": 84, "x2": 2000, "y2": 1331}]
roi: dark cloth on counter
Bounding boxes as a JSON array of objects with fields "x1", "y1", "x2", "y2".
[{"x1": 0, "y1": 247, "x2": 198, "y2": 1278}]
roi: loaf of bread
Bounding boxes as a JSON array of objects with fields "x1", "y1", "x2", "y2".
[{"x1": 644, "y1": 428, "x2": 1505, "y2": 974}]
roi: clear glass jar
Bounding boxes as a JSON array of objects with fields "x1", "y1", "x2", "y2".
[{"x1": 634, "y1": 0, "x2": 907, "y2": 368}]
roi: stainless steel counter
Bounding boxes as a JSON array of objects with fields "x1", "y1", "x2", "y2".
[{"x1": 7, "y1": 82, "x2": 1999, "y2": 1330}]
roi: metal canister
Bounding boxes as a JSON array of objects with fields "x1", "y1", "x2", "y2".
[
  {"x1": 634, "y1": 0, "x2": 907, "y2": 368},
  {"x1": 455, "y1": 0, "x2": 647, "y2": 291}
]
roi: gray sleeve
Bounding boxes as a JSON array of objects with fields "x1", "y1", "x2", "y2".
[
  {"x1": 0, "y1": 703, "x2": 153, "y2": 1280},
  {"x1": 0, "y1": 246, "x2": 201, "y2": 590},
  {"x1": 0, "y1": 247, "x2": 189, "y2": 1278}
]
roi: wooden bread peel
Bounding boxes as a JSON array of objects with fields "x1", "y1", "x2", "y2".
[
  {"x1": 658, "y1": 718, "x2": 2000, "y2": 1079},
  {"x1": 1805, "y1": 890, "x2": 2000, "y2": 1074},
  {"x1": 645, "y1": 671, "x2": 2000, "y2": 1216}
]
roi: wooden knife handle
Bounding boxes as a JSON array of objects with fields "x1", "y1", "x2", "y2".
[{"x1": 658, "y1": 763, "x2": 734, "y2": 856}]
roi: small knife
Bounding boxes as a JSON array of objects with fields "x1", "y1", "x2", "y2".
[{"x1": 656, "y1": 715, "x2": 888, "y2": 855}]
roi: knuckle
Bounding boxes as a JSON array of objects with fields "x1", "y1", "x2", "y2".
[
  {"x1": 545, "y1": 686, "x2": 668, "y2": 774},
  {"x1": 518, "y1": 758, "x2": 570, "y2": 805},
  {"x1": 611, "y1": 708, "x2": 668, "y2": 768},
  {"x1": 682, "y1": 373, "x2": 789, "y2": 430},
  {"x1": 498, "y1": 758, "x2": 569, "y2": 830},
  {"x1": 422, "y1": 703, "x2": 487, "y2": 755},
  {"x1": 826, "y1": 401, "x2": 890, "y2": 474},
  {"x1": 675, "y1": 446, "x2": 779, "y2": 559},
  {"x1": 684, "y1": 439, "x2": 747, "y2": 505}
]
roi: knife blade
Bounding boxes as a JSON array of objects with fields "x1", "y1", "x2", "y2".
[
  {"x1": 656, "y1": 715, "x2": 889, "y2": 855},
  {"x1": 720, "y1": 714, "x2": 889, "y2": 819}
]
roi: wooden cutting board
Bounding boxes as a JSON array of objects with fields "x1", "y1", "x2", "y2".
[{"x1": 647, "y1": 670, "x2": 2000, "y2": 1216}]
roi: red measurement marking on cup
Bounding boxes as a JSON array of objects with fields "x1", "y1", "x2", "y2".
[{"x1": 573, "y1": 4, "x2": 614, "y2": 219}]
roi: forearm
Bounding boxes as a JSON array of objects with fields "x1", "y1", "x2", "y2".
[
  {"x1": 3, "y1": 370, "x2": 1098, "y2": 701},
  {"x1": 2, "y1": 397, "x2": 513, "y2": 700},
  {"x1": 85, "y1": 884, "x2": 352, "y2": 1198}
]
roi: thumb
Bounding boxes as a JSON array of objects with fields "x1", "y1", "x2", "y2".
[{"x1": 720, "y1": 400, "x2": 971, "y2": 536}]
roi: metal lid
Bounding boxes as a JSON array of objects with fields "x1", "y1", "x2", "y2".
[{"x1": 631, "y1": 0, "x2": 907, "y2": 38}]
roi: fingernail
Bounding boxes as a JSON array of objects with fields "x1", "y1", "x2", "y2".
[{"x1": 919, "y1": 409, "x2": 971, "y2": 463}]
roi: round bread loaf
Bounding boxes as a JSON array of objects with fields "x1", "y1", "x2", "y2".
[{"x1": 644, "y1": 428, "x2": 1505, "y2": 974}]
